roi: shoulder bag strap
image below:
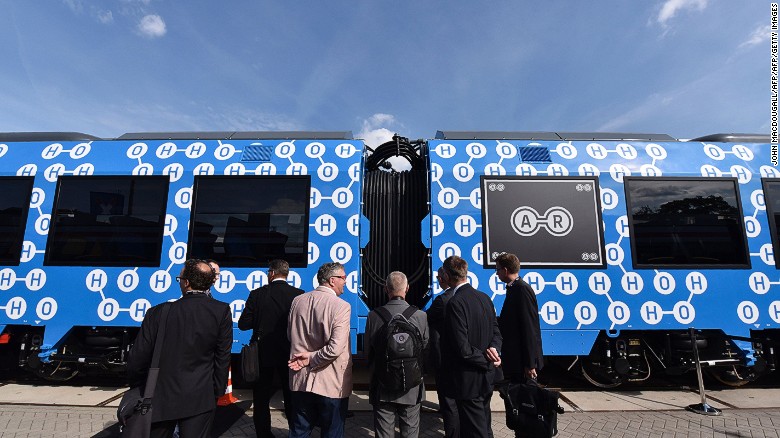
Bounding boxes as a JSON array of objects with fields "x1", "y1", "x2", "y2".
[
  {"x1": 375, "y1": 306, "x2": 393, "y2": 324},
  {"x1": 142, "y1": 303, "x2": 171, "y2": 401},
  {"x1": 400, "y1": 305, "x2": 418, "y2": 320}
]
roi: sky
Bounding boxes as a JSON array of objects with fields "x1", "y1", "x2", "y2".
[{"x1": 0, "y1": 1, "x2": 772, "y2": 147}]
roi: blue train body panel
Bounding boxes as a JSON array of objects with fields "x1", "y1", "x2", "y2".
[
  {"x1": 0, "y1": 138, "x2": 369, "y2": 355},
  {"x1": 428, "y1": 138, "x2": 778, "y2": 356},
  {"x1": 1, "y1": 132, "x2": 777, "y2": 384}
]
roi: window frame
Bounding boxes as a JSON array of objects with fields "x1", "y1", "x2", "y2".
[
  {"x1": 44, "y1": 175, "x2": 170, "y2": 267},
  {"x1": 624, "y1": 176, "x2": 750, "y2": 269},
  {"x1": 187, "y1": 175, "x2": 312, "y2": 268},
  {"x1": 761, "y1": 178, "x2": 780, "y2": 268},
  {"x1": 0, "y1": 176, "x2": 35, "y2": 266}
]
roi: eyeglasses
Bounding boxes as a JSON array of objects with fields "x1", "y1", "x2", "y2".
[
  {"x1": 330, "y1": 275, "x2": 347, "y2": 281},
  {"x1": 175, "y1": 276, "x2": 187, "y2": 283}
]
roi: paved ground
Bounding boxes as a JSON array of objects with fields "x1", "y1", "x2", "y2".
[
  {"x1": 1, "y1": 403, "x2": 780, "y2": 437},
  {"x1": 2, "y1": 382, "x2": 780, "y2": 437}
]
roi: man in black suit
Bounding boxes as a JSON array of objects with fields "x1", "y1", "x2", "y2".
[
  {"x1": 127, "y1": 258, "x2": 232, "y2": 438},
  {"x1": 425, "y1": 266, "x2": 459, "y2": 437},
  {"x1": 496, "y1": 253, "x2": 543, "y2": 382},
  {"x1": 439, "y1": 255, "x2": 502, "y2": 438},
  {"x1": 238, "y1": 259, "x2": 304, "y2": 438}
]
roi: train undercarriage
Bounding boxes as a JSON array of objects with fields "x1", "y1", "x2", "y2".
[
  {"x1": 573, "y1": 329, "x2": 779, "y2": 388},
  {"x1": 3, "y1": 326, "x2": 778, "y2": 388},
  {"x1": 1, "y1": 325, "x2": 138, "y2": 382}
]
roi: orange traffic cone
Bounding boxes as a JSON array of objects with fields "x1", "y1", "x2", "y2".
[{"x1": 217, "y1": 365, "x2": 239, "y2": 406}]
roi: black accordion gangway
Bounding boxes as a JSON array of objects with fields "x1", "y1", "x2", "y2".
[{"x1": 361, "y1": 135, "x2": 431, "y2": 311}]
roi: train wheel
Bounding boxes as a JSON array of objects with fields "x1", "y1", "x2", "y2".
[
  {"x1": 580, "y1": 361, "x2": 623, "y2": 388},
  {"x1": 705, "y1": 366, "x2": 753, "y2": 387},
  {"x1": 36, "y1": 361, "x2": 79, "y2": 382}
]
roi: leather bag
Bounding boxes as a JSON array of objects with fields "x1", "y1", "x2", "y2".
[
  {"x1": 117, "y1": 304, "x2": 171, "y2": 437},
  {"x1": 498, "y1": 378, "x2": 564, "y2": 437},
  {"x1": 241, "y1": 340, "x2": 260, "y2": 383}
]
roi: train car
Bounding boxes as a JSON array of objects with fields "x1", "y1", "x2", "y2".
[
  {"x1": 0, "y1": 131, "x2": 368, "y2": 380},
  {"x1": 427, "y1": 131, "x2": 778, "y2": 387},
  {"x1": 1, "y1": 130, "x2": 778, "y2": 388}
]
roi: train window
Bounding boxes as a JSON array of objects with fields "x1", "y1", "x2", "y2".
[
  {"x1": 0, "y1": 177, "x2": 35, "y2": 265},
  {"x1": 44, "y1": 176, "x2": 170, "y2": 266},
  {"x1": 761, "y1": 178, "x2": 780, "y2": 268},
  {"x1": 188, "y1": 176, "x2": 311, "y2": 267},
  {"x1": 625, "y1": 177, "x2": 749, "y2": 268},
  {"x1": 480, "y1": 176, "x2": 605, "y2": 268}
]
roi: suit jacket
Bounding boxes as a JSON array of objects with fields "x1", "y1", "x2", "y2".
[
  {"x1": 288, "y1": 285, "x2": 353, "y2": 399},
  {"x1": 238, "y1": 279, "x2": 304, "y2": 367},
  {"x1": 440, "y1": 283, "x2": 502, "y2": 400},
  {"x1": 425, "y1": 288, "x2": 454, "y2": 375},
  {"x1": 498, "y1": 278, "x2": 544, "y2": 377},
  {"x1": 365, "y1": 298, "x2": 429, "y2": 405},
  {"x1": 127, "y1": 294, "x2": 232, "y2": 422}
]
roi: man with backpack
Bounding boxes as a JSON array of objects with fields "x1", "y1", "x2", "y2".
[{"x1": 365, "y1": 271, "x2": 429, "y2": 438}]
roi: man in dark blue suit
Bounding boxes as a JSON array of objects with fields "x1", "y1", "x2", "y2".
[
  {"x1": 127, "y1": 259, "x2": 232, "y2": 438},
  {"x1": 439, "y1": 255, "x2": 502, "y2": 438},
  {"x1": 426, "y1": 266, "x2": 459, "y2": 437},
  {"x1": 495, "y1": 253, "x2": 543, "y2": 383},
  {"x1": 238, "y1": 259, "x2": 304, "y2": 438}
]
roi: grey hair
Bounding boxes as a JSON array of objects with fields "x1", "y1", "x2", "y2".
[
  {"x1": 317, "y1": 262, "x2": 345, "y2": 285},
  {"x1": 385, "y1": 271, "x2": 408, "y2": 294}
]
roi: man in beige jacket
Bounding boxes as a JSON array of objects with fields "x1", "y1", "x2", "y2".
[{"x1": 287, "y1": 262, "x2": 353, "y2": 437}]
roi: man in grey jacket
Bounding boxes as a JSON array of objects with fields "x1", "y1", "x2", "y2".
[{"x1": 365, "y1": 271, "x2": 429, "y2": 438}]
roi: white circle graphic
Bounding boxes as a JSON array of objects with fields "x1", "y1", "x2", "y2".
[
  {"x1": 5, "y1": 297, "x2": 26, "y2": 319},
  {"x1": 608, "y1": 301, "x2": 630, "y2": 325},
  {"x1": 737, "y1": 301, "x2": 759, "y2": 324},
  {"x1": 129, "y1": 299, "x2": 152, "y2": 322},
  {"x1": 117, "y1": 270, "x2": 140, "y2": 293},
  {"x1": 97, "y1": 298, "x2": 120, "y2": 321},
  {"x1": 574, "y1": 301, "x2": 597, "y2": 325},
  {"x1": 673, "y1": 301, "x2": 695, "y2": 324},
  {"x1": 36, "y1": 297, "x2": 58, "y2": 321}
]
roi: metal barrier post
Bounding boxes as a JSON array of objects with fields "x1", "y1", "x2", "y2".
[{"x1": 685, "y1": 327, "x2": 722, "y2": 416}]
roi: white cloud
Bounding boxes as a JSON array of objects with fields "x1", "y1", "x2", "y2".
[
  {"x1": 97, "y1": 10, "x2": 114, "y2": 24},
  {"x1": 656, "y1": 0, "x2": 708, "y2": 26},
  {"x1": 740, "y1": 24, "x2": 771, "y2": 48},
  {"x1": 137, "y1": 14, "x2": 166, "y2": 38},
  {"x1": 62, "y1": 0, "x2": 84, "y2": 13},
  {"x1": 357, "y1": 114, "x2": 415, "y2": 171},
  {"x1": 358, "y1": 113, "x2": 399, "y2": 148}
]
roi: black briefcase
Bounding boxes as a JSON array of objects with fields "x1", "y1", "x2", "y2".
[
  {"x1": 498, "y1": 378, "x2": 564, "y2": 437},
  {"x1": 241, "y1": 341, "x2": 260, "y2": 383}
]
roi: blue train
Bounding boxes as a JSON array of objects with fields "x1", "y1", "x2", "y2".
[{"x1": 0, "y1": 130, "x2": 776, "y2": 387}]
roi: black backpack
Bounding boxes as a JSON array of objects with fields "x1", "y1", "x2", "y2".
[
  {"x1": 498, "y1": 378, "x2": 564, "y2": 437},
  {"x1": 373, "y1": 306, "x2": 424, "y2": 393}
]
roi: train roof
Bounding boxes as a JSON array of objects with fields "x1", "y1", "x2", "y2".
[
  {"x1": 434, "y1": 131, "x2": 678, "y2": 141},
  {"x1": 688, "y1": 133, "x2": 771, "y2": 143},
  {"x1": 434, "y1": 131, "x2": 771, "y2": 143},
  {"x1": 0, "y1": 132, "x2": 102, "y2": 142},
  {"x1": 114, "y1": 131, "x2": 354, "y2": 140},
  {"x1": 1, "y1": 131, "x2": 769, "y2": 143}
]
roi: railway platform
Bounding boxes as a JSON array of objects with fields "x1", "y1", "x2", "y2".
[{"x1": 1, "y1": 383, "x2": 780, "y2": 437}]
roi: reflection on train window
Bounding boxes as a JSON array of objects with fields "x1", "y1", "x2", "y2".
[
  {"x1": 45, "y1": 176, "x2": 170, "y2": 266},
  {"x1": 761, "y1": 178, "x2": 780, "y2": 268},
  {"x1": 0, "y1": 177, "x2": 35, "y2": 265},
  {"x1": 624, "y1": 177, "x2": 749, "y2": 268},
  {"x1": 188, "y1": 176, "x2": 311, "y2": 267}
]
